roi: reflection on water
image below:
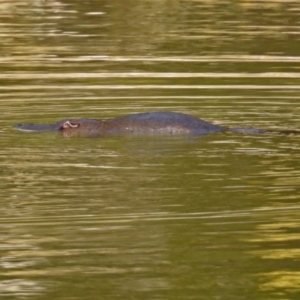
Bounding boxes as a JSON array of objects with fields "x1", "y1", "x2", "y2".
[
  {"x1": 1, "y1": 1, "x2": 300, "y2": 300},
  {"x1": 248, "y1": 217, "x2": 300, "y2": 295},
  {"x1": 2, "y1": 133, "x2": 300, "y2": 299}
]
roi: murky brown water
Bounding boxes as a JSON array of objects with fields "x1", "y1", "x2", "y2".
[{"x1": 1, "y1": 1, "x2": 300, "y2": 299}]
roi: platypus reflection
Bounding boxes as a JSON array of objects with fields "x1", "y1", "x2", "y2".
[{"x1": 13, "y1": 111, "x2": 297, "y2": 138}]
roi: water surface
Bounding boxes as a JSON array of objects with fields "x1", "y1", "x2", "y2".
[{"x1": 1, "y1": 1, "x2": 300, "y2": 300}]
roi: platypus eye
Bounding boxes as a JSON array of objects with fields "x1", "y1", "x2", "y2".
[{"x1": 61, "y1": 121, "x2": 80, "y2": 129}]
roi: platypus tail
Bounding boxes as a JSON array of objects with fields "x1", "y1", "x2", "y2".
[
  {"x1": 228, "y1": 127, "x2": 300, "y2": 135},
  {"x1": 228, "y1": 127, "x2": 266, "y2": 134}
]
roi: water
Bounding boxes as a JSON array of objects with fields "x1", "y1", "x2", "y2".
[{"x1": 1, "y1": 1, "x2": 300, "y2": 299}]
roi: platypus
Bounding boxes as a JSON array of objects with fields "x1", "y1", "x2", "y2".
[{"x1": 13, "y1": 111, "x2": 293, "y2": 138}]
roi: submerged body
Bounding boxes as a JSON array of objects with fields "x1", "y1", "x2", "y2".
[{"x1": 14, "y1": 111, "x2": 265, "y2": 137}]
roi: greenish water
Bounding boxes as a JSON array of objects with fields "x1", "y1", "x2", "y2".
[{"x1": 1, "y1": 1, "x2": 300, "y2": 299}]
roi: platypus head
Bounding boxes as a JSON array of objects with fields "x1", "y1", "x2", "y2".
[{"x1": 14, "y1": 119, "x2": 102, "y2": 137}]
